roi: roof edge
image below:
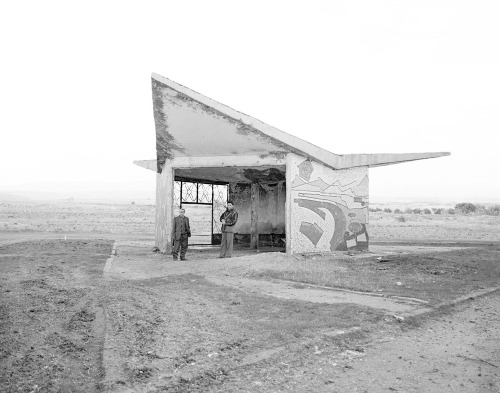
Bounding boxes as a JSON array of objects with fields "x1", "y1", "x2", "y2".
[
  {"x1": 135, "y1": 152, "x2": 450, "y2": 172},
  {"x1": 133, "y1": 160, "x2": 157, "y2": 172},
  {"x1": 338, "y1": 152, "x2": 451, "y2": 168}
]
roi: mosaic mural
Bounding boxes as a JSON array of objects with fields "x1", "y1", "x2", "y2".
[{"x1": 290, "y1": 154, "x2": 369, "y2": 253}]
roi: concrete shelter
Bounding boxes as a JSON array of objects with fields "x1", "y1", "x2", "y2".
[{"x1": 135, "y1": 73, "x2": 449, "y2": 254}]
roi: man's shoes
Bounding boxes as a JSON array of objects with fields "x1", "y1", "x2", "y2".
[
  {"x1": 181, "y1": 258, "x2": 187, "y2": 261},
  {"x1": 173, "y1": 257, "x2": 178, "y2": 261}
]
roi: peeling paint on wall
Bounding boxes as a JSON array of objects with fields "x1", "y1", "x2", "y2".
[
  {"x1": 152, "y1": 79, "x2": 186, "y2": 172},
  {"x1": 229, "y1": 181, "x2": 286, "y2": 235},
  {"x1": 151, "y1": 78, "x2": 332, "y2": 166},
  {"x1": 289, "y1": 153, "x2": 369, "y2": 253},
  {"x1": 242, "y1": 168, "x2": 286, "y2": 183},
  {"x1": 259, "y1": 151, "x2": 287, "y2": 160}
]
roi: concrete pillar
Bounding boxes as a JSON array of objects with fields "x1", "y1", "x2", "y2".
[
  {"x1": 250, "y1": 183, "x2": 259, "y2": 249},
  {"x1": 285, "y1": 154, "x2": 293, "y2": 254},
  {"x1": 155, "y1": 165, "x2": 174, "y2": 253}
]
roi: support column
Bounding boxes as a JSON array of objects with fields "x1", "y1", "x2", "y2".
[
  {"x1": 250, "y1": 183, "x2": 259, "y2": 249},
  {"x1": 285, "y1": 154, "x2": 293, "y2": 254},
  {"x1": 155, "y1": 164, "x2": 174, "y2": 253}
]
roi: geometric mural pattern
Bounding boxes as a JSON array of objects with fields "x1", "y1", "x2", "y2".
[{"x1": 292, "y1": 157, "x2": 369, "y2": 252}]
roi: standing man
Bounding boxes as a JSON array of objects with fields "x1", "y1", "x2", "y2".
[
  {"x1": 219, "y1": 201, "x2": 238, "y2": 258},
  {"x1": 171, "y1": 208, "x2": 191, "y2": 261}
]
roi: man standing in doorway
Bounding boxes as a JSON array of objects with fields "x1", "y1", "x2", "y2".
[
  {"x1": 219, "y1": 201, "x2": 238, "y2": 258},
  {"x1": 171, "y1": 208, "x2": 191, "y2": 261}
]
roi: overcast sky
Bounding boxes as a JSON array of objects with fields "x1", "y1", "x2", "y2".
[{"x1": 1, "y1": 1, "x2": 499, "y2": 202}]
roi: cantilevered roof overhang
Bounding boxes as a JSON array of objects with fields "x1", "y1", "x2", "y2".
[{"x1": 137, "y1": 73, "x2": 449, "y2": 173}]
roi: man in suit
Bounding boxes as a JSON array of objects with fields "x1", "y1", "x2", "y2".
[
  {"x1": 219, "y1": 201, "x2": 238, "y2": 258},
  {"x1": 171, "y1": 208, "x2": 191, "y2": 261}
]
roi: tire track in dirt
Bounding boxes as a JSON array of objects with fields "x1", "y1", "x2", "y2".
[
  {"x1": 313, "y1": 292, "x2": 500, "y2": 393},
  {"x1": 0, "y1": 239, "x2": 113, "y2": 393}
]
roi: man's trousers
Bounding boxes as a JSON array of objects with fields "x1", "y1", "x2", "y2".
[
  {"x1": 219, "y1": 232, "x2": 234, "y2": 258},
  {"x1": 172, "y1": 234, "x2": 189, "y2": 260}
]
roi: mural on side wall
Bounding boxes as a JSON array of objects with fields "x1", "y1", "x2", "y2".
[{"x1": 292, "y1": 158, "x2": 369, "y2": 252}]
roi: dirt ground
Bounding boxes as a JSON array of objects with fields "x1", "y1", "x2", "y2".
[
  {"x1": 1, "y1": 236, "x2": 499, "y2": 392},
  {"x1": 1, "y1": 200, "x2": 499, "y2": 392},
  {"x1": 315, "y1": 294, "x2": 500, "y2": 393},
  {"x1": 0, "y1": 239, "x2": 113, "y2": 392}
]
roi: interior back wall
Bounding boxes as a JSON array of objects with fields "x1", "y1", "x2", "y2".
[{"x1": 229, "y1": 182, "x2": 286, "y2": 235}]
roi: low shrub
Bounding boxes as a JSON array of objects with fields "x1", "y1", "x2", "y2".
[
  {"x1": 413, "y1": 208, "x2": 422, "y2": 214},
  {"x1": 396, "y1": 216, "x2": 406, "y2": 222},
  {"x1": 423, "y1": 208, "x2": 432, "y2": 214},
  {"x1": 383, "y1": 208, "x2": 392, "y2": 213},
  {"x1": 486, "y1": 205, "x2": 500, "y2": 215},
  {"x1": 394, "y1": 209, "x2": 402, "y2": 214},
  {"x1": 455, "y1": 202, "x2": 477, "y2": 215}
]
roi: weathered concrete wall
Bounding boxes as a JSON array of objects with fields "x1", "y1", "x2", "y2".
[
  {"x1": 155, "y1": 165, "x2": 174, "y2": 253},
  {"x1": 152, "y1": 78, "x2": 295, "y2": 171},
  {"x1": 229, "y1": 182, "x2": 286, "y2": 235},
  {"x1": 288, "y1": 153, "x2": 369, "y2": 254}
]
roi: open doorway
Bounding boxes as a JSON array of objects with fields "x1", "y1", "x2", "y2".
[
  {"x1": 173, "y1": 181, "x2": 228, "y2": 245},
  {"x1": 174, "y1": 165, "x2": 286, "y2": 252}
]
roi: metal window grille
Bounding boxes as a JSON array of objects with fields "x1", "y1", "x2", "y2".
[
  {"x1": 182, "y1": 182, "x2": 197, "y2": 203},
  {"x1": 198, "y1": 183, "x2": 212, "y2": 203}
]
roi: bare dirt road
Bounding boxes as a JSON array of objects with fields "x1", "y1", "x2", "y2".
[{"x1": 315, "y1": 292, "x2": 500, "y2": 393}]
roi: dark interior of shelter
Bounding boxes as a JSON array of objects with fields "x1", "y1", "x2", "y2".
[{"x1": 174, "y1": 166, "x2": 286, "y2": 251}]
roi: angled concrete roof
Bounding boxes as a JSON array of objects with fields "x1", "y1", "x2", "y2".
[{"x1": 144, "y1": 73, "x2": 449, "y2": 172}]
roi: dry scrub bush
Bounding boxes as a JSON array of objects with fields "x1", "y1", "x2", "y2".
[
  {"x1": 487, "y1": 205, "x2": 500, "y2": 215},
  {"x1": 455, "y1": 202, "x2": 477, "y2": 214}
]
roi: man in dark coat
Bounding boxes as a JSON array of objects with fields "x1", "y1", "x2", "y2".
[
  {"x1": 219, "y1": 201, "x2": 238, "y2": 258},
  {"x1": 171, "y1": 208, "x2": 191, "y2": 260}
]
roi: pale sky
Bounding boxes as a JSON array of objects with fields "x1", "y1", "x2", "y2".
[{"x1": 1, "y1": 1, "x2": 499, "y2": 202}]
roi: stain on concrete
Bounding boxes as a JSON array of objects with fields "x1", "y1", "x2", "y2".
[
  {"x1": 242, "y1": 168, "x2": 286, "y2": 183},
  {"x1": 230, "y1": 182, "x2": 286, "y2": 235},
  {"x1": 152, "y1": 79, "x2": 187, "y2": 172},
  {"x1": 258, "y1": 152, "x2": 287, "y2": 160},
  {"x1": 152, "y1": 79, "x2": 333, "y2": 168}
]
